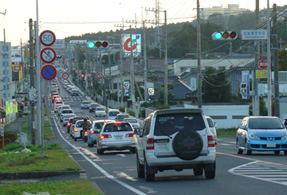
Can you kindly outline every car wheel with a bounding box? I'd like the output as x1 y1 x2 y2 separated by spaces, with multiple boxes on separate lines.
67 130 70 134
144 157 155 181
74 137 77 141
274 151 280 155
193 167 203 176
172 130 203 160
284 151 287 155
84 137 88 142
244 141 252 155
204 161 216 179
136 153 144 178
236 140 243 154
130 148 136 153
97 148 104 155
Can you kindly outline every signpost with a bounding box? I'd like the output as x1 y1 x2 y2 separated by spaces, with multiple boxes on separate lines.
0 124 4 137
62 72 69 80
40 47 56 63
40 30 56 46
240 30 267 40
96 73 103 80
41 65 57 81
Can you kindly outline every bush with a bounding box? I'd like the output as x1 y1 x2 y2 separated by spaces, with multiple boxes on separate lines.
4 142 24 152
128 111 135 117
0 131 17 145
155 104 170 110
118 107 125 112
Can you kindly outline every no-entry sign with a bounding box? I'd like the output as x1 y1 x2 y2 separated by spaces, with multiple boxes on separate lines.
257 57 269 70
41 65 57 80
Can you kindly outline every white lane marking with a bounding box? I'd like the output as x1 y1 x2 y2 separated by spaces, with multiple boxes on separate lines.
115 172 137 181
117 154 127 158
229 161 287 186
53 118 146 195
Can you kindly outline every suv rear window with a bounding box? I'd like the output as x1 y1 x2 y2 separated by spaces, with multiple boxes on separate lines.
154 113 205 136
104 123 132 132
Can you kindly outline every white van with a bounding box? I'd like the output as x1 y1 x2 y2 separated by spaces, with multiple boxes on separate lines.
108 109 120 120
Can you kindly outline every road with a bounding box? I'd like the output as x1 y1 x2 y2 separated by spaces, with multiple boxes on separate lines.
46 77 287 195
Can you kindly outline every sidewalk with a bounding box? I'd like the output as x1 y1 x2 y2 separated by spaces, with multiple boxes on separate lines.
5 115 28 134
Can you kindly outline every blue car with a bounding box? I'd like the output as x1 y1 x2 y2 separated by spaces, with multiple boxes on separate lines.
236 116 287 155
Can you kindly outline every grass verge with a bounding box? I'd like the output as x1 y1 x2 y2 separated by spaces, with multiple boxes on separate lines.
0 179 100 195
217 128 237 138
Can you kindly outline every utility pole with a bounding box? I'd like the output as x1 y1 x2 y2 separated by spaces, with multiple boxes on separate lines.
266 0 272 116
143 20 148 102
29 18 36 145
273 3 280 117
130 25 136 112
164 10 168 105
253 0 260 116
197 0 202 108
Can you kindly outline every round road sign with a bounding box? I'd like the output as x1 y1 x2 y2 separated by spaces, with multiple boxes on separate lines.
40 30 56 46
62 72 69 80
257 57 268 70
96 72 103 79
41 65 57 81
40 47 56 63
123 81 130 89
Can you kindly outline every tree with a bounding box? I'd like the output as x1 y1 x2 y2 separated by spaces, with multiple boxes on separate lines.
202 67 231 102
156 84 177 105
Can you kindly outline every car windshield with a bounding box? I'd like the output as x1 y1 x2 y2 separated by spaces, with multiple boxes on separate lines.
126 119 137 123
64 114 74 118
97 108 105 111
248 118 284 129
91 104 97 108
154 113 206 136
63 110 73 113
82 101 89 104
94 122 103 129
109 111 119 116
103 123 132 132
206 118 214 127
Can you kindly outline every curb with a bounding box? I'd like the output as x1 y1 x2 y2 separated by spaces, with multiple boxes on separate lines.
0 170 85 180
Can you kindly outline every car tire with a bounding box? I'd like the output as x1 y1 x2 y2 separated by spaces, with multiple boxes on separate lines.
204 161 216 179
136 153 144 178
236 140 243 154
244 141 252 155
84 136 88 142
74 137 77 141
172 130 203 160
130 148 136 153
284 151 287 155
144 157 155 181
274 151 280 155
97 148 104 155
193 167 203 176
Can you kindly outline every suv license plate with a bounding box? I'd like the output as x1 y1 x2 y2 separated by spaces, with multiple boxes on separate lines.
267 142 276 148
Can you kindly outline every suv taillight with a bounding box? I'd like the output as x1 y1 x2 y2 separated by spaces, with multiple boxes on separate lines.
67 123 71 126
84 131 88 135
100 134 112 139
208 135 215 147
74 129 78 132
146 138 154 150
126 133 136 138
90 130 95 134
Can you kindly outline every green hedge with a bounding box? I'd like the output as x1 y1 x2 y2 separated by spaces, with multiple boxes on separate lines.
0 131 17 145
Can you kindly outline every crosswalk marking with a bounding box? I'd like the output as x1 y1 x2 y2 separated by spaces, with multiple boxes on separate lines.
229 161 287 186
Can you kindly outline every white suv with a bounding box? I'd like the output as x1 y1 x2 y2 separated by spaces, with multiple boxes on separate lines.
136 108 216 181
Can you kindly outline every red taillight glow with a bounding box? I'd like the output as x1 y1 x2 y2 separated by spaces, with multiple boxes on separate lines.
100 134 112 139
84 131 88 135
67 123 71 126
208 135 215 147
126 133 136 138
113 122 122 125
90 130 95 134
146 138 154 150
74 129 78 132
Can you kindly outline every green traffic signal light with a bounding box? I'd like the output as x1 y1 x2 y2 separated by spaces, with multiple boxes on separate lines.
214 32 222 39
88 41 95 48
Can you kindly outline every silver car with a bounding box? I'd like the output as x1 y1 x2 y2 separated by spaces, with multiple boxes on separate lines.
62 113 76 127
205 116 217 144
96 121 136 154
88 119 115 147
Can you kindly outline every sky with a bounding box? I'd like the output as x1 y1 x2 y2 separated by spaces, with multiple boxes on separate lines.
0 0 286 46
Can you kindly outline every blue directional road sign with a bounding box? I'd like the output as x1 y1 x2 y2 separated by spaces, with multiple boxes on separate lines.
41 65 57 81
40 47 56 63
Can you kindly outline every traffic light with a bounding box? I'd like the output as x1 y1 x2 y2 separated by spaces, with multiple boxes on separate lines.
87 41 109 48
212 31 238 40
81 74 85 80
240 82 249 99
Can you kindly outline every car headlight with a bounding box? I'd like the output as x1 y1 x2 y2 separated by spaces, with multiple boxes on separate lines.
249 133 260 140
282 133 287 140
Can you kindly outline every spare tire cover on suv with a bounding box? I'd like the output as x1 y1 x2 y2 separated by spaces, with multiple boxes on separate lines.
172 130 203 160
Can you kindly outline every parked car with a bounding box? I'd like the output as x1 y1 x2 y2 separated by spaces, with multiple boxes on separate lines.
95 107 106 117
96 121 137 154
87 119 115 147
89 103 99 113
81 100 90 109
236 116 287 155
205 116 217 144
115 113 129 121
60 109 74 122
62 114 76 127
136 108 216 181
123 118 140 129
107 109 120 120
73 119 92 141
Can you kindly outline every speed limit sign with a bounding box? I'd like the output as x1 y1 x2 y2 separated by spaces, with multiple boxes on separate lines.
40 30 56 46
